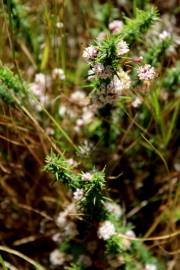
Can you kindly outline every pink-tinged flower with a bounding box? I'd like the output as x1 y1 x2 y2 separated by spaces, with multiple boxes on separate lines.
82 46 98 62
137 64 156 81
117 40 129 56
109 20 123 34
132 56 143 63
92 63 104 75
81 172 92 181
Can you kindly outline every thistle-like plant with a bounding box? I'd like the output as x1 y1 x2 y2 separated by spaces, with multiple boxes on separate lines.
44 151 164 269
45 151 106 220
119 6 159 45
82 6 158 148
45 152 81 189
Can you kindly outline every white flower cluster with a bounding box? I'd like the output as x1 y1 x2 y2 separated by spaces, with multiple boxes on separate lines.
104 202 123 219
73 188 84 201
49 249 66 266
137 64 156 81
159 30 171 41
49 249 72 266
132 96 142 108
79 140 94 156
145 264 157 270
56 203 78 238
98 220 116 240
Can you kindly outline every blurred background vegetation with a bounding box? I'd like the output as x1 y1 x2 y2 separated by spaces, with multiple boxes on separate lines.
0 0 179 269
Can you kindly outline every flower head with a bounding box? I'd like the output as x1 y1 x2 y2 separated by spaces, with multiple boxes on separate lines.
49 249 66 266
108 70 131 94
117 40 129 56
98 220 116 240
78 140 93 156
81 172 93 181
104 202 123 219
137 64 156 81
82 46 98 62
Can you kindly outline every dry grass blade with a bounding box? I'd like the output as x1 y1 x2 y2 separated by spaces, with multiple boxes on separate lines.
0 246 45 270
